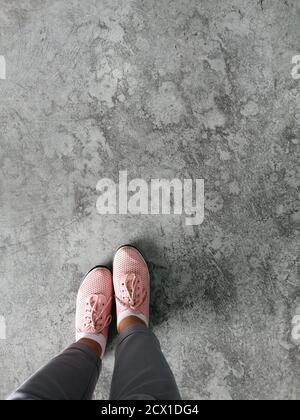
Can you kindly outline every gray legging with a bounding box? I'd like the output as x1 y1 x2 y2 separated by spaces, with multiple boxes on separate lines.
7 325 181 400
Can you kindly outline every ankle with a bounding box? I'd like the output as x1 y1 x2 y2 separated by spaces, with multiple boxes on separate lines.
118 316 147 334
78 338 103 359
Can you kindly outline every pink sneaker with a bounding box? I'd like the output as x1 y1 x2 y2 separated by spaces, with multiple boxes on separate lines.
113 245 150 329
75 266 113 358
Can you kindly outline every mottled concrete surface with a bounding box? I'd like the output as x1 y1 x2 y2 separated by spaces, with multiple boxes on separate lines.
0 0 299 400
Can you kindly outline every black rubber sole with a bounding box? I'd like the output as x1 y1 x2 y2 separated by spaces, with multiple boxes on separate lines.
83 245 147 281
85 265 111 277
113 244 146 263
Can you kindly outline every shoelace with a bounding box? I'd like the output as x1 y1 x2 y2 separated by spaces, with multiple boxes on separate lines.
81 294 112 334
116 273 147 310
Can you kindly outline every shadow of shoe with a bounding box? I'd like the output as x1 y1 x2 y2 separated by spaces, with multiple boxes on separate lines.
105 237 237 351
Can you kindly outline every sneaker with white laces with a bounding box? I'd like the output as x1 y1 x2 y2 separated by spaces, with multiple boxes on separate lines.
113 245 150 329
75 266 113 358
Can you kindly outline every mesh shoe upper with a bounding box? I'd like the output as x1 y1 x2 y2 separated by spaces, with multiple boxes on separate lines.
113 246 150 326
76 267 113 355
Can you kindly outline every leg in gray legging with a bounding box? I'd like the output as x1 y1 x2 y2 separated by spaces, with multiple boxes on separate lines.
7 343 101 400
110 325 181 400
8 326 181 400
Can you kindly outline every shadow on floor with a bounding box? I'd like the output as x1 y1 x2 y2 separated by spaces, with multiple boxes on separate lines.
107 237 237 344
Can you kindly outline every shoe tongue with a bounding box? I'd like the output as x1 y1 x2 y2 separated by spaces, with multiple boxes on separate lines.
119 273 134 290
126 273 136 289
89 294 106 310
126 273 135 282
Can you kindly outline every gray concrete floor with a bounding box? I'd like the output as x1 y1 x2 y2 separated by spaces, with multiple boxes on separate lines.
0 0 299 400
